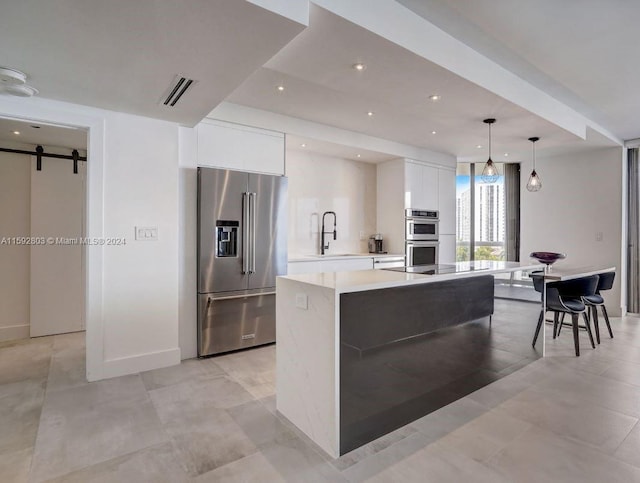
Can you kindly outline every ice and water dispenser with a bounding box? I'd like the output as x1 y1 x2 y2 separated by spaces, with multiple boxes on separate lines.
215 220 238 257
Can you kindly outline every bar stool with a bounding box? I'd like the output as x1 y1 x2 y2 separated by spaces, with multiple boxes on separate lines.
583 271 615 343
531 273 568 347
532 274 598 356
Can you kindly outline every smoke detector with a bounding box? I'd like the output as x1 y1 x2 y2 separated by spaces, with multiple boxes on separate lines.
0 66 38 98
3 84 39 97
0 67 27 85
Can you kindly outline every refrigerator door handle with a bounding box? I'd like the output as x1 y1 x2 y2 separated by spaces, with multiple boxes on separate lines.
242 192 249 274
207 291 275 303
250 192 257 274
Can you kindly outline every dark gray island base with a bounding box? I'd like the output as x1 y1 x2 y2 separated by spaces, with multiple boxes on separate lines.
276 261 541 458
340 275 524 454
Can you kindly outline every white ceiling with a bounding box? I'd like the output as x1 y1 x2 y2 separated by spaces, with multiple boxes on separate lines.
0 1 627 163
227 5 616 163
0 0 304 126
286 134 397 163
398 0 640 141
0 118 86 151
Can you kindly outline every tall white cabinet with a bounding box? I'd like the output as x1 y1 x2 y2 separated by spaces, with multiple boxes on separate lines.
377 158 456 262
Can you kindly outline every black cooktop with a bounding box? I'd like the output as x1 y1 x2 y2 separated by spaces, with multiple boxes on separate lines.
383 263 489 275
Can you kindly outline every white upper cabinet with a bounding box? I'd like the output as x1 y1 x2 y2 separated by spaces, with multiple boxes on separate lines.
404 161 424 209
196 119 285 175
404 161 438 210
438 169 456 235
421 165 439 210
378 158 457 255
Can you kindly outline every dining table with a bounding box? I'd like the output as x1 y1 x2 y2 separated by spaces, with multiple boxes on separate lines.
533 264 617 355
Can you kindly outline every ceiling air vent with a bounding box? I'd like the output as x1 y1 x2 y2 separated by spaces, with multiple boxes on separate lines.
161 75 196 107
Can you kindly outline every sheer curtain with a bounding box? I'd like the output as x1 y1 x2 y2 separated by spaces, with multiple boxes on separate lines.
504 163 521 262
628 148 639 313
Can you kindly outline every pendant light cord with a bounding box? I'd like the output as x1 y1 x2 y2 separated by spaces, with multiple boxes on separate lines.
531 141 536 171
488 122 492 160
529 137 540 170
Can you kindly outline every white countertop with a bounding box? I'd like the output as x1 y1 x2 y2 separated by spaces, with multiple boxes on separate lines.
279 261 541 293
288 253 405 262
542 265 616 281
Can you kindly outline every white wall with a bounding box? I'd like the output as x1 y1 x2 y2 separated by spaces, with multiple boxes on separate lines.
0 151 31 341
520 146 624 315
100 112 179 370
287 150 377 256
178 126 198 360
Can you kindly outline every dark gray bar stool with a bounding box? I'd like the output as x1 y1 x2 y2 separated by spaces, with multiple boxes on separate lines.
583 272 615 343
531 272 571 344
532 274 598 356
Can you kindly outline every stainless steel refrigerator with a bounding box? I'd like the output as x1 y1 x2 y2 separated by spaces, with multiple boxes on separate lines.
197 167 287 357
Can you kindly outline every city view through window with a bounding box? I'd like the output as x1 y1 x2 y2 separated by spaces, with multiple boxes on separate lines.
456 163 506 262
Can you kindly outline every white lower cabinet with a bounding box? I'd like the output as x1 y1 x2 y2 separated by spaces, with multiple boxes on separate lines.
287 261 322 275
287 257 374 275
321 258 373 272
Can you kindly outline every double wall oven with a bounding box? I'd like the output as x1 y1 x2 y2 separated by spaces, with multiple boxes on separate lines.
405 209 439 267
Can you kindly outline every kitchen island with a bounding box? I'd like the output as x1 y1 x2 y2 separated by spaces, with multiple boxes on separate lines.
276 261 540 457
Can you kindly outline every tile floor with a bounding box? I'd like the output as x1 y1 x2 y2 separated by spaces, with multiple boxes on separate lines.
1 300 640 482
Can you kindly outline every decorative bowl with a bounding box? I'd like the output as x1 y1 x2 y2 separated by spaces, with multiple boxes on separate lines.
529 251 566 266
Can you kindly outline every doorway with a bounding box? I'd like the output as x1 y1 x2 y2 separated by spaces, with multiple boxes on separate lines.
0 119 87 339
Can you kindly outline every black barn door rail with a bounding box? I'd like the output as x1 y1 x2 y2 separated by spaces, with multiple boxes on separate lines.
0 145 87 173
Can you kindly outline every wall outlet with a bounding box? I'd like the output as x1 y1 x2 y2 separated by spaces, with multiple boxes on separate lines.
295 293 308 310
135 226 158 241
595 231 603 242
359 230 365 240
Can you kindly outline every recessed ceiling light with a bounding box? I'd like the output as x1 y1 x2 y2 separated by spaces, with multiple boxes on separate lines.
300 143 306 148
429 94 441 101
367 111 374 117
476 145 483 149
276 85 285 92
12 130 20 135
504 152 509 157
356 154 361 158
431 131 437 135
352 63 366 71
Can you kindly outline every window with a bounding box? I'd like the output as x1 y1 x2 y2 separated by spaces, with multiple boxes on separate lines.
456 163 507 261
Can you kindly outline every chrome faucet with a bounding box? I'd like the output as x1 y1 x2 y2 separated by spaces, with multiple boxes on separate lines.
321 211 337 255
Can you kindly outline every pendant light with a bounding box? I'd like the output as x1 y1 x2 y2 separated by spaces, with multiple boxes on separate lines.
481 118 499 183
526 136 542 192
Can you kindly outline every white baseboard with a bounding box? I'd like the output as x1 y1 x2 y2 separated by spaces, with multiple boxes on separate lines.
0 324 30 342
90 347 181 382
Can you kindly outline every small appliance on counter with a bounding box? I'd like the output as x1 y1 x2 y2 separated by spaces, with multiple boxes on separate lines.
368 234 385 254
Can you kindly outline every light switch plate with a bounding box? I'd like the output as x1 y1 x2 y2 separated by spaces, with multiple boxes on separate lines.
135 226 158 241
